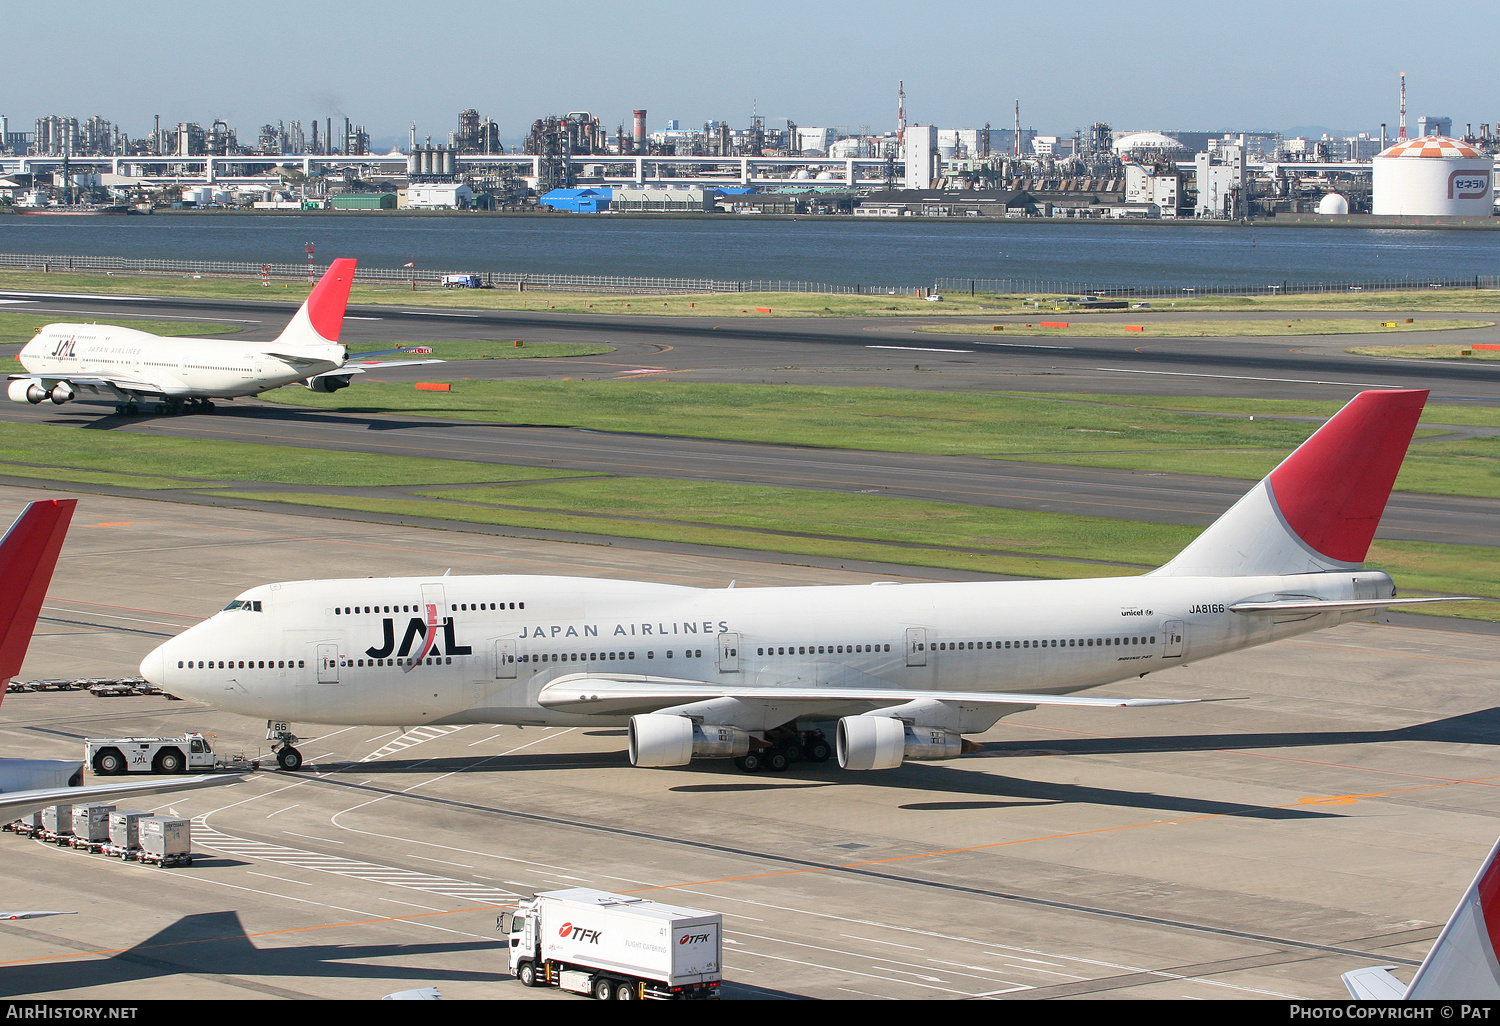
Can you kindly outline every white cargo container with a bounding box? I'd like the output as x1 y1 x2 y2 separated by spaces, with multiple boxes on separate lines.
69 803 114 849
103 809 152 858
138 816 192 867
503 888 721 1000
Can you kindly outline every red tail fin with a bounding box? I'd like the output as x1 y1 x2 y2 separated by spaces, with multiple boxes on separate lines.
0 500 76 692
305 258 357 343
1267 389 1428 564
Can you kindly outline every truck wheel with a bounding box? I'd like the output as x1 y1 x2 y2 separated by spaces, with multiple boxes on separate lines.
94 749 125 776
614 981 637 1001
153 749 185 774
517 962 538 987
592 976 614 1000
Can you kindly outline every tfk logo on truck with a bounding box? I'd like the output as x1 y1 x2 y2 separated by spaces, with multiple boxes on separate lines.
1449 169 1491 200
558 922 602 944
679 933 713 945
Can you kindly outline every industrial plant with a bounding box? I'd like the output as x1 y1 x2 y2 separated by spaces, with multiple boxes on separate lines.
1 78 1495 221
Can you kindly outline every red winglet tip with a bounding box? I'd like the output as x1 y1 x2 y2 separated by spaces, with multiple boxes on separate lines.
305 258 357 342
1268 390 1428 564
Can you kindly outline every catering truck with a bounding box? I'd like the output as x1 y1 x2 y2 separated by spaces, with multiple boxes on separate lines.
501 888 721 1000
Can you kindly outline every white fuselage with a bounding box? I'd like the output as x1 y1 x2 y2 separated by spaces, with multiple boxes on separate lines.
143 569 1390 729
19 324 343 399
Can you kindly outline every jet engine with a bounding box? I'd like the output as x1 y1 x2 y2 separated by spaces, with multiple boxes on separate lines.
48 383 74 405
837 716 964 770
306 375 352 393
628 714 751 767
7 380 48 405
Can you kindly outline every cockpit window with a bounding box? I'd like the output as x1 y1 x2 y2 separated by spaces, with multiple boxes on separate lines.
222 600 262 611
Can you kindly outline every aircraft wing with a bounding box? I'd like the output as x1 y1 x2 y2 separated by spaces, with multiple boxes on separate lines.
7 374 168 401
0 772 246 823
536 675 1196 718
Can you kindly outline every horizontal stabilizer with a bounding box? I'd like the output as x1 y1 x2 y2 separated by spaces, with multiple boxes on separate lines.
1342 966 1409 1000
537 675 1195 717
1230 596 1479 614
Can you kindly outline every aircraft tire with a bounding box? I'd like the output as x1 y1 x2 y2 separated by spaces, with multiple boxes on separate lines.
276 746 303 772
735 753 763 773
765 750 791 772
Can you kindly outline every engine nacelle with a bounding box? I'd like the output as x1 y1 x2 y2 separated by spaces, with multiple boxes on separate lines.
837 715 906 771
629 714 694 767
305 375 352 393
838 717 965 770
7 379 48 405
629 715 752 766
48 383 74 405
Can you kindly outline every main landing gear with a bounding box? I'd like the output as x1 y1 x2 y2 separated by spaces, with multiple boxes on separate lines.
114 399 216 417
267 722 304 771
733 728 831 774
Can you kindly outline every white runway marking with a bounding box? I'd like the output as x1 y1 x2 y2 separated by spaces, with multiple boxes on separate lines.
361 724 468 762
866 345 970 353
192 818 520 905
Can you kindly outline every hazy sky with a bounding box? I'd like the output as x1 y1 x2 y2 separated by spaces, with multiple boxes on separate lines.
6 1 1496 146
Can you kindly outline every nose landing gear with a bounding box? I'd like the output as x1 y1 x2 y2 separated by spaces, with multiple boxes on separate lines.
267 722 304 771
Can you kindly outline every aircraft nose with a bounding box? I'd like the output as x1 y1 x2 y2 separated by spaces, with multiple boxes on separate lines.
139 644 167 687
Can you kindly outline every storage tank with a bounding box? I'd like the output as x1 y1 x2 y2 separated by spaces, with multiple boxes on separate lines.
1372 136 1493 216
1317 192 1350 215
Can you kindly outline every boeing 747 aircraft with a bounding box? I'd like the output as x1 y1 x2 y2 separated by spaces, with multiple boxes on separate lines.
142 389 1457 774
8 258 436 415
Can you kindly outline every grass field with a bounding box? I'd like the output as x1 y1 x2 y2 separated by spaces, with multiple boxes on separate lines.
0 422 587 489
919 318 1492 338
349 340 616 362
269 381 1500 498
4 266 1500 316
1346 344 1500 360
0 310 240 344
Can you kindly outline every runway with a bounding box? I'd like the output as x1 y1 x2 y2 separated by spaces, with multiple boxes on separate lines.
2 291 1499 549
0 487 1496 1001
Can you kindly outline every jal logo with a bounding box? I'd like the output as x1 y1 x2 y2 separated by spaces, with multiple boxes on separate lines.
679 933 712 945
50 337 77 359
1449 169 1491 199
365 616 473 660
559 922 602 944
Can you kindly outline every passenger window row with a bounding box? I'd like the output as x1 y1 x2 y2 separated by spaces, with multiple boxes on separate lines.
757 644 892 656
333 601 523 615
519 649 703 663
179 660 305 669
926 636 1157 651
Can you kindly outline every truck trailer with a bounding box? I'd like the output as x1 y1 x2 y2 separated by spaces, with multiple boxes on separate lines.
502 889 721 1000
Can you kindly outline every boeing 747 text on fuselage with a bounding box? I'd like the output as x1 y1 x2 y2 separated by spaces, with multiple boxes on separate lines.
141 389 1458 774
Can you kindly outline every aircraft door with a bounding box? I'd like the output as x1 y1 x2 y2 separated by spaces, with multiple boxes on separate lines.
1162 620 1185 659
316 643 339 683
494 639 516 679
906 628 927 666
717 632 740 673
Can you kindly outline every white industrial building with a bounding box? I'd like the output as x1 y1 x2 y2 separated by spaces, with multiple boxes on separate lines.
1372 136 1493 216
403 182 473 209
1194 144 1246 218
1124 161 1181 217
901 125 939 190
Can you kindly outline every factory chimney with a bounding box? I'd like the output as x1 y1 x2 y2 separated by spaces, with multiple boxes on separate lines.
633 110 646 153
1398 72 1407 140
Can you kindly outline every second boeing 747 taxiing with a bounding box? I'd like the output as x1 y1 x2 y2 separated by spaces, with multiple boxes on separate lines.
141 389 1459 774
8 258 436 415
